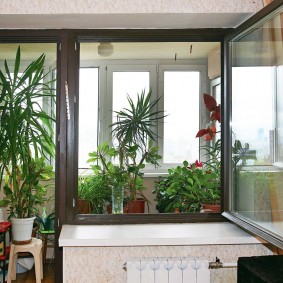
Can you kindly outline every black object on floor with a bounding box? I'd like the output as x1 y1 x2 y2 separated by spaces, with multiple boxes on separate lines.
238 255 283 283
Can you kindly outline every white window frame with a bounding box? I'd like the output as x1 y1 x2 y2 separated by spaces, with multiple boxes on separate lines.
156 64 208 173
79 59 208 174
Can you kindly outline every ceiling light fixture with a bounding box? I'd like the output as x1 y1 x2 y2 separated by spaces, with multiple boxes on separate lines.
98 42 114 57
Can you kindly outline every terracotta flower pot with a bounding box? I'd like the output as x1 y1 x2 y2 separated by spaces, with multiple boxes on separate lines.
128 199 145 213
202 204 221 213
78 199 93 214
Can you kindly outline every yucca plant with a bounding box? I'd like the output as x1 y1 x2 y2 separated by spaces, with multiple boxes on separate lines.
0 46 55 218
112 89 164 149
110 89 164 204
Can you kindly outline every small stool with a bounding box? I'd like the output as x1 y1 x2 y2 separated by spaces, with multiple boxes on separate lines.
7 237 43 283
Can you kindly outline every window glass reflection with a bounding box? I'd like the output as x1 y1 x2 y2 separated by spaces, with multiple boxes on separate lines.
231 7 283 238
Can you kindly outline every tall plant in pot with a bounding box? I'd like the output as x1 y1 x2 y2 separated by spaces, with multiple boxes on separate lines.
196 93 221 212
0 47 55 243
111 89 164 213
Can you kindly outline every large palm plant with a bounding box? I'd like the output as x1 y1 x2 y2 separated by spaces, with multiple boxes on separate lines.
111 89 165 202
111 89 164 149
0 46 55 218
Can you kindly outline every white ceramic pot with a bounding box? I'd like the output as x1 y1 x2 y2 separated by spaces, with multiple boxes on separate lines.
11 216 36 244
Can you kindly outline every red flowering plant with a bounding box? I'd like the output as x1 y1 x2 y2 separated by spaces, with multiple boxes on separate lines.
195 93 221 206
153 159 220 213
196 93 221 141
152 94 222 213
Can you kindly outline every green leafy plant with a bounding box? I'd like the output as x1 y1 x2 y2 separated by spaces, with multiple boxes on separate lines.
200 139 221 204
0 46 55 218
111 89 164 149
195 93 257 206
82 143 127 213
153 160 214 213
78 173 112 214
0 157 54 218
111 89 164 203
84 90 165 213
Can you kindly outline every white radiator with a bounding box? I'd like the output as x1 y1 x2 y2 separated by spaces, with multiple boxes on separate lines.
126 257 210 283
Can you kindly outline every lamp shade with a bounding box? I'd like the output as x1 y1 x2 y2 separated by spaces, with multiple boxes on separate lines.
98 43 114 57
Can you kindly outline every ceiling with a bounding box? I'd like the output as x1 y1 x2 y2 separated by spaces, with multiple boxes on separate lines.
0 6 259 62
81 42 220 61
0 13 254 29
0 42 220 62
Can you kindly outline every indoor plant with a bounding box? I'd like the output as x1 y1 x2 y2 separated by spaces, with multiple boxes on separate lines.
86 90 164 214
195 93 221 211
196 93 256 212
111 90 164 212
87 142 129 214
0 46 55 243
78 173 112 214
153 160 212 213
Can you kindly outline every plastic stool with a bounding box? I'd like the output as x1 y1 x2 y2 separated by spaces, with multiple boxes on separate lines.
7 237 43 283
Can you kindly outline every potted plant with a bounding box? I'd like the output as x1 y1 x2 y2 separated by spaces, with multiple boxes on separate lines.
78 169 112 214
153 160 211 213
110 89 164 213
196 93 257 212
195 93 221 212
0 46 55 243
86 90 164 214
87 142 129 214
199 139 221 212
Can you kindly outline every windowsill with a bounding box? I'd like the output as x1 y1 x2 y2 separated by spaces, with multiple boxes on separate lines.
59 222 266 247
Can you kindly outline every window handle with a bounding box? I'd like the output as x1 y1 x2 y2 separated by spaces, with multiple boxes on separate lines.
65 81 71 120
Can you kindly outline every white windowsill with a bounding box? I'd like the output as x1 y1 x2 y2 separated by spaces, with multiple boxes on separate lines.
59 222 265 247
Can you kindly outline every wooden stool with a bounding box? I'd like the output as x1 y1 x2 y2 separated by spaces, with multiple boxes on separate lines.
7 237 43 283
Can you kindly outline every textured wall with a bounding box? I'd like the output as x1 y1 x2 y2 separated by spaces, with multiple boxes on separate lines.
0 0 263 14
63 243 273 283
0 0 265 29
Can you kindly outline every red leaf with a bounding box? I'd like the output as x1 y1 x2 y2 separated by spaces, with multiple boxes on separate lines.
203 93 217 112
196 128 210 138
210 110 221 123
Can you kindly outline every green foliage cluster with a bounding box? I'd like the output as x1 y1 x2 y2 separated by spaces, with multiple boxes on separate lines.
0 47 55 218
153 160 220 213
80 90 164 214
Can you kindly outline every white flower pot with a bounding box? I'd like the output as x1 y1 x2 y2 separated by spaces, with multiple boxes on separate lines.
11 217 36 244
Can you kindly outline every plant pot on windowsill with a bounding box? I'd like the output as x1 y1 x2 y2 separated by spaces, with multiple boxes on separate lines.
201 203 221 213
127 199 145 213
78 199 93 214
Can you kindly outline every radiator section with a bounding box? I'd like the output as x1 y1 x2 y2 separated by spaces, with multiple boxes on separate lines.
126 257 210 283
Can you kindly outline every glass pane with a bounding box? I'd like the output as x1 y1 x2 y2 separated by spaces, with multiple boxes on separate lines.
231 6 283 239
163 71 200 163
112 71 150 121
78 68 99 171
112 71 150 150
77 41 220 216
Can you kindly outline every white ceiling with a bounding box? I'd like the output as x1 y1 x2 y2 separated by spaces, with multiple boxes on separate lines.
0 6 258 61
0 13 254 29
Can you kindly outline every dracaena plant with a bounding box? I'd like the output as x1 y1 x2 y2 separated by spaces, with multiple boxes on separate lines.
0 46 55 218
85 89 164 212
110 89 164 202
